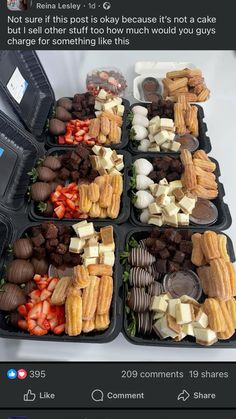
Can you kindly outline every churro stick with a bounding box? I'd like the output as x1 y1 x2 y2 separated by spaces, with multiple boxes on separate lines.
82 276 100 320
174 103 186 135
101 111 122 127
82 318 95 333
197 176 218 190
168 78 188 93
162 77 174 90
184 164 197 190
166 69 190 78
171 86 188 95
177 94 188 111
95 313 110 331
186 105 199 137
209 259 232 301
218 234 230 262
175 93 198 102
226 262 236 296
226 299 236 329
218 300 235 340
97 276 113 315
193 150 211 161
193 158 216 172
65 286 82 336
197 87 210 102
191 233 206 267
73 265 90 289
201 231 220 261
186 69 202 78
203 298 226 333
180 148 193 165
192 185 218 200
194 165 216 180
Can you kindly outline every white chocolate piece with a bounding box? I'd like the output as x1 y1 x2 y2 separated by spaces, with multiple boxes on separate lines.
99 251 115 266
148 202 162 215
83 245 99 258
154 184 170 197
149 183 158 195
168 298 181 318
149 296 168 313
99 243 115 254
163 213 178 227
153 311 165 321
153 318 169 339
148 144 161 152
149 115 160 125
156 194 171 208
148 216 163 227
176 303 194 325
192 309 208 329
83 257 99 267
194 328 218 346
182 323 195 337
159 315 180 339
163 203 180 217
117 104 125 116
161 141 172 151
159 178 169 186
178 196 196 214
69 238 86 254
154 130 170 146
160 118 174 128
168 132 176 141
180 295 200 307
171 141 181 152
168 180 183 193
177 213 190 225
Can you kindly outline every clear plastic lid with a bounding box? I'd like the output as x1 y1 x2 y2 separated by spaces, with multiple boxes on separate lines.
86 67 127 97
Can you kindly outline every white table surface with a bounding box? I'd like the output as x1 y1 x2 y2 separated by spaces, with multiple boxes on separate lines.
0 50 235 361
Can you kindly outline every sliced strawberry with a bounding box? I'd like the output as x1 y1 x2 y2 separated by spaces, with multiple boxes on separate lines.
33 274 42 282
50 191 62 203
54 204 66 219
30 290 41 302
40 289 52 301
63 192 74 200
53 323 65 334
66 199 76 211
66 183 77 191
47 277 59 292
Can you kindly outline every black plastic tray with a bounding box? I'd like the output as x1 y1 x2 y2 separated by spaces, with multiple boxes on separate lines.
29 149 132 225
128 103 211 155
0 110 42 212
122 225 236 348
0 51 55 138
0 213 14 274
0 220 123 343
130 153 232 231
44 98 130 151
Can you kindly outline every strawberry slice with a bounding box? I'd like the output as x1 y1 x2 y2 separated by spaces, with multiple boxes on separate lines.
54 204 66 219
66 199 76 211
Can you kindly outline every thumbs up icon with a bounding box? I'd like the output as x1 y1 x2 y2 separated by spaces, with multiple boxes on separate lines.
23 389 36 402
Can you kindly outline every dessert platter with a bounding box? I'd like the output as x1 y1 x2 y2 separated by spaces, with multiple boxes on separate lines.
0 51 234 347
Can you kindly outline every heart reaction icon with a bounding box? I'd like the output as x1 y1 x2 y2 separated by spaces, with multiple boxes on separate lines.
18 369 27 380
